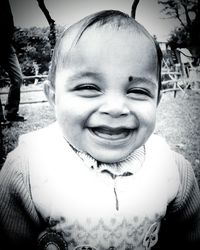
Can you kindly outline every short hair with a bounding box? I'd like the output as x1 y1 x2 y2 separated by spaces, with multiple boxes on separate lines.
48 9 162 94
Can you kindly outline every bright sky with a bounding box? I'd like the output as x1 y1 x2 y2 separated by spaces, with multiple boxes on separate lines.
9 0 180 42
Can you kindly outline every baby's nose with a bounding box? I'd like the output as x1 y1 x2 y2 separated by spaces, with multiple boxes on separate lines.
98 97 130 118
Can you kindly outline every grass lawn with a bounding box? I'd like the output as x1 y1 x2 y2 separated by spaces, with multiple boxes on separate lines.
1 85 200 186
156 90 200 185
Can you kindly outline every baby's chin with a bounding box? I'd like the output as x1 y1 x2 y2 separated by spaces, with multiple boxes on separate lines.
88 151 132 164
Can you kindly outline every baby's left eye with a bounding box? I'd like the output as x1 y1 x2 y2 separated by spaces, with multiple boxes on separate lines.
127 88 152 98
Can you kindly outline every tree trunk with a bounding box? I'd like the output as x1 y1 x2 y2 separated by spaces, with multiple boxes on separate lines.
36 0 56 49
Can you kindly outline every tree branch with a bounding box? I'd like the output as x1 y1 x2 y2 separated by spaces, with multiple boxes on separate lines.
181 1 192 27
175 7 187 27
36 0 55 25
131 0 140 19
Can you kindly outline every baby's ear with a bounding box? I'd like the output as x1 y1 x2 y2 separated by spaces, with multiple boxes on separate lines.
44 80 55 107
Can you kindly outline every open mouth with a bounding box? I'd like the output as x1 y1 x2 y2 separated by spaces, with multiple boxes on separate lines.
89 126 133 140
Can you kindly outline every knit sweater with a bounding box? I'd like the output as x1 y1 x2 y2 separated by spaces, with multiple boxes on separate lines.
0 123 200 250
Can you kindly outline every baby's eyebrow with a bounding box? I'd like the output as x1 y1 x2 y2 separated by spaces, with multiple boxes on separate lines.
68 71 102 81
129 76 157 87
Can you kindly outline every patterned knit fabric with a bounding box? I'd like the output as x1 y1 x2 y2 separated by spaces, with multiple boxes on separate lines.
0 123 200 250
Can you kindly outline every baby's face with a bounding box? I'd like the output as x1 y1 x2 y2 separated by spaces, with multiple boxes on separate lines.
54 27 159 163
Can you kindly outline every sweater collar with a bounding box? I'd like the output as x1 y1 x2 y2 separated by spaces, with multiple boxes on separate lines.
67 142 146 177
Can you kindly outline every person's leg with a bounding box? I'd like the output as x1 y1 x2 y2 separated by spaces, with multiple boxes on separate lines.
4 45 24 120
0 98 4 121
0 97 11 126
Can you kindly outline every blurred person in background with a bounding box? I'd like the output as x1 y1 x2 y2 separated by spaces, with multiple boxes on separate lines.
0 0 25 122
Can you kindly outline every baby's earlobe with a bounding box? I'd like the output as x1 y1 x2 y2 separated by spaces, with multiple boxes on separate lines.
44 80 55 106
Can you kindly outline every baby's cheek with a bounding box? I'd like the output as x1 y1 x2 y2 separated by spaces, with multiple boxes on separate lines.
138 105 156 125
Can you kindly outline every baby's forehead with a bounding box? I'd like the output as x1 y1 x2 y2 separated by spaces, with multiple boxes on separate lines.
58 25 158 79
59 21 157 60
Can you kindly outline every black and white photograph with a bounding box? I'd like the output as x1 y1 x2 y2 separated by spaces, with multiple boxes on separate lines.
0 0 200 249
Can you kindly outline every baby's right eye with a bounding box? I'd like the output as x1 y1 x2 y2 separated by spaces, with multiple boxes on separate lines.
73 84 102 97
75 84 99 91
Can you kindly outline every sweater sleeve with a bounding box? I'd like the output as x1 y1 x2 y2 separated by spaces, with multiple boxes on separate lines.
156 153 200 250
0 148 45 250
